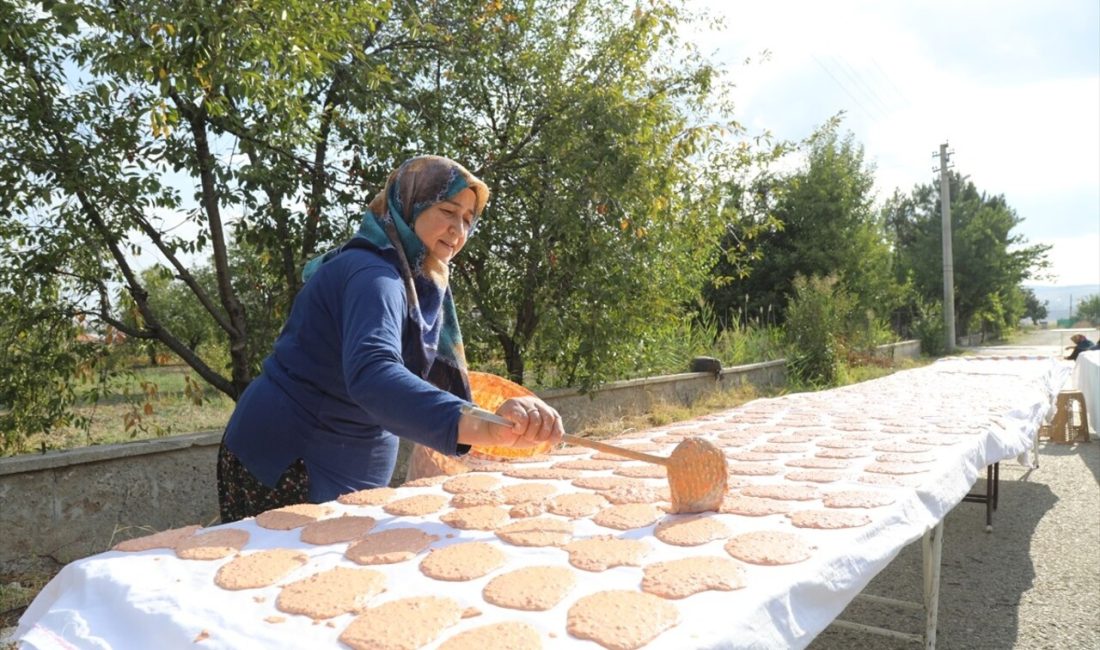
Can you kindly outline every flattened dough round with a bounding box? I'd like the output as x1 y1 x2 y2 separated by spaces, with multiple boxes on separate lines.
563 537 649 571
503 467 582 480
823 490 896 509
442 474 500 494
383 494 449 517
450 491 504 508
789 509 872 529
816 448 870 459
338 596 462 650
612 465 668 479
641 556 745 599
255 504 331 531
591 504 663 530
112 525 200 552
509 502 544 518
403 475 450 487
602 485 670 505
553 459 623 471
724 530 814 565
785 470 846 483
500 482 557 504
719 495 796 516
338 487 397 506
175 528 250 560
419 542 507 581
571 476 646 491
437 622 542 650
566 590 679 650
816 439 866 449
214 548 307 590
725 463 782 476
864 462 929 475
872 441 933 454
300 516 377 545
741 484 821 501
546 493 608 518
276 566 386 619
785 457 850 469
495 518 573 547
482 566 577 611
725 451 779 462
345 528 438 565
439 505 510 530
653 515 730 546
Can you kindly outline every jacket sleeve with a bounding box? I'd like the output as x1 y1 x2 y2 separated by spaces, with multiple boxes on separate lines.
339 263 466 454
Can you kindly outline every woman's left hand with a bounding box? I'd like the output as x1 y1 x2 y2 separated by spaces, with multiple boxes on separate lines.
495 397 564 447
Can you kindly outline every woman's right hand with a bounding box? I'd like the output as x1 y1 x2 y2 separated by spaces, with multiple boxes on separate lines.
457 397 564 450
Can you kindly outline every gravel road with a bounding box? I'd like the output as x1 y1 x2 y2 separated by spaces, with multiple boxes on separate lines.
811 331 1100 650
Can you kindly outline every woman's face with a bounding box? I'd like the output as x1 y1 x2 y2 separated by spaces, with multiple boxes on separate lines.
414 188 477 264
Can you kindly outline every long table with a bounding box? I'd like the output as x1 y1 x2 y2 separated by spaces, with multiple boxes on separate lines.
16 356 1070 650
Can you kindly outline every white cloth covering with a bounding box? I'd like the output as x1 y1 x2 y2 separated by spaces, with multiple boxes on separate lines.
16 356 1070 650
1071 350 1099 433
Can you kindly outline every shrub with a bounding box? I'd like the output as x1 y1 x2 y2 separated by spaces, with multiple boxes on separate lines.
784 275 847 387
911 299 947 356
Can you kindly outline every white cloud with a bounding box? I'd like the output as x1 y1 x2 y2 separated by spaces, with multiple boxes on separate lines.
1032 233 1100 286
691 0 1100 286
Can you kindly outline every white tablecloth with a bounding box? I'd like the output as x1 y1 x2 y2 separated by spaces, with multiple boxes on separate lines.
16 357 1070 650
1072 350 1099 432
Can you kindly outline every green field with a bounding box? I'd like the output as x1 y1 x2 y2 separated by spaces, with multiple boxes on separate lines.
14 364 236 456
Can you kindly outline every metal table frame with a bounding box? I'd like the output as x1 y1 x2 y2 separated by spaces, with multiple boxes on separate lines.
831 520 944 649
830 462 1001 648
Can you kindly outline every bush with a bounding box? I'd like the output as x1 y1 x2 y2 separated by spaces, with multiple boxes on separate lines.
911 299 947 356
784 275 848 387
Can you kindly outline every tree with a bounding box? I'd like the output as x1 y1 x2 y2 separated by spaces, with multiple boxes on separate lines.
2 0 748 429
0 270 107 453
885 172 1050 339
2 0 399 400
428 1 746 386
1021 287 1048 325
1075 294 1100 325
706 121 898 330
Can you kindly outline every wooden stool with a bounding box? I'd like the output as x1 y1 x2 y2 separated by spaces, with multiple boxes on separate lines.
1049 391 1091 443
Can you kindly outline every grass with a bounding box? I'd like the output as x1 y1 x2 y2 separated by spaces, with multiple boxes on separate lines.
575 383 775 440
0 570 53 631
9 364 236 457
6 353 932 457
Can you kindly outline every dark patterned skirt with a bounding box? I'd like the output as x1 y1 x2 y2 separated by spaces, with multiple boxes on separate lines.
217 444 310 523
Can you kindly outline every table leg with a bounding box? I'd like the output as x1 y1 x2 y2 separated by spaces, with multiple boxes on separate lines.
992 462 1000 510
922 520 944 650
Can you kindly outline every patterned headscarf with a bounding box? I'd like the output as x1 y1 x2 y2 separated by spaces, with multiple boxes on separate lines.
303 155 490 401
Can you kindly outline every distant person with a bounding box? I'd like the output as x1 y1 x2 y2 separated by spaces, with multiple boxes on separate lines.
1064 334 1095 361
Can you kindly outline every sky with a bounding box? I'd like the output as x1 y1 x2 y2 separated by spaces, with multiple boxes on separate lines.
692 0 1100 288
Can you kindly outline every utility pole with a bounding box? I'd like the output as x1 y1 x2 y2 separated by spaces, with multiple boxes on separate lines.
935 143 956 353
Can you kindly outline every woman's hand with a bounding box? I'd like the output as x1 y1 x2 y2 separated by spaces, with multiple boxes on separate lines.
457 397 564 449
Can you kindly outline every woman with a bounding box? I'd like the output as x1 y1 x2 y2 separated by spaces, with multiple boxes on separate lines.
217 155 563 522
1065 333 1096 361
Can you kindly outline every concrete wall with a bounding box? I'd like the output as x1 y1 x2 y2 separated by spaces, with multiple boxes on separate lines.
0 432 222 573
0 345 915 573
875 339 921 361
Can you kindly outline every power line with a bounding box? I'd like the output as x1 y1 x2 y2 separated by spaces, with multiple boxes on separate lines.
833 55 894 116
810 54 879 122
870 57 911 108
